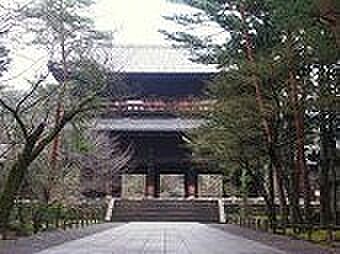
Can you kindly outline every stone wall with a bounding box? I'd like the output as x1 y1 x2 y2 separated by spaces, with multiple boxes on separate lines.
122 174 146 198
160 174 185 198
198 174 223 198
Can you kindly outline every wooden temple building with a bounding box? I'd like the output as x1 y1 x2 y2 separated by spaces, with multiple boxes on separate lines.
90 45 223 200
50 45 223 202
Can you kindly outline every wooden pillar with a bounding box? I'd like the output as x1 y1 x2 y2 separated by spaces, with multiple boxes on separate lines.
185 170 197 198
111 174 122 198
146 167 157 198
155 170 160 198
145 146 158 198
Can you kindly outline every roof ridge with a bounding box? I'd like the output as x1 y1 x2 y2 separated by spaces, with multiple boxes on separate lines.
111 44 189 50
95 44 218 73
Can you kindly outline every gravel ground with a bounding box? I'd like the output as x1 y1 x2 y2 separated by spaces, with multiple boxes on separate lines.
212 224 340 254
0 223 124 254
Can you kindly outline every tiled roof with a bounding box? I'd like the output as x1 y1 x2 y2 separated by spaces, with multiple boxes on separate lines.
95 45 218 73
94 118 205 132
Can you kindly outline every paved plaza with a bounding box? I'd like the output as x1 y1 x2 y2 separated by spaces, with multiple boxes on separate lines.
1 222 335 254
35 223 285 254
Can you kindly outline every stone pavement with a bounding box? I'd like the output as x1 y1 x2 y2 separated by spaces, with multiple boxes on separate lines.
34 222 286 254
0 223 123 254
213 224 338 254
1 222 336 254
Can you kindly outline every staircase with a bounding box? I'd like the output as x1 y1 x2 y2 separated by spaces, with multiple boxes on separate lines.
110 199 220 222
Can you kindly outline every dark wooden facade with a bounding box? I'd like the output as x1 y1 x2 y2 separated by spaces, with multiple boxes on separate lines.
96 70 220 198
49 46 222 199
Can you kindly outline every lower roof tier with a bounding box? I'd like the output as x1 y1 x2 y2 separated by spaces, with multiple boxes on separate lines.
94 117 205 132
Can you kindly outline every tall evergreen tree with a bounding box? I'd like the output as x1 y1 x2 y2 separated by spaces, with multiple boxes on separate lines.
164 0 339 225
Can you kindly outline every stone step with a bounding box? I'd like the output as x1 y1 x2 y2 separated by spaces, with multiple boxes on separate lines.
113 209 217 214
112 210 218 215
112 210 217 216
115 201 217 207
113 206 218 211
114 205 218 210
111 199 219 222
111 217 217 222
116 200 216 204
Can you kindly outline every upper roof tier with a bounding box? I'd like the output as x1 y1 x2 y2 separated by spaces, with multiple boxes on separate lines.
49 45 218 98
95 45 218 73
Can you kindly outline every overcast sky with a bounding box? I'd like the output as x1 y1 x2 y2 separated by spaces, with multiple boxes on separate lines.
0 0 191 88
1 0 223 89
94 0 190 44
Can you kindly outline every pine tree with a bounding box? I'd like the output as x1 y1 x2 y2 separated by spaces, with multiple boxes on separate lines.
164 0 339 226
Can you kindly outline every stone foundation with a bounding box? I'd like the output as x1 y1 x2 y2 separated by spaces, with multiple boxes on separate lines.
160 174 185 198
122 174 146 198
198 174 223 198
120 173 223 199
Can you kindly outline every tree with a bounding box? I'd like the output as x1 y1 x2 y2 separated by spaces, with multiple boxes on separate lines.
164 0 290 225
0 59 114 234
0 0 116 233
22 0 111 184
163 0 339 226
314 31 339 225
79 132 132 198
190 70 278 226
24 130 132 205
316 0 340 47
0 3 11 79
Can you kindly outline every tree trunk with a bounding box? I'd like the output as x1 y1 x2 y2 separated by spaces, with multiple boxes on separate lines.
50 102 62 167
0 157 29 233
283 114 302 224
320 110 337 226
49 0 67 196
287 70 311 222
267 162 277 229
331 164 337 225
0 127 44 233
245 165 277 230
289 153 303 224
0 124 45 233
270 144 289 225
320 167 332 226
239 4 288 224
48 102 63 203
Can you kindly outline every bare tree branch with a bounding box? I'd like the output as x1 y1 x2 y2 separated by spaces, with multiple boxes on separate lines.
15 73 49 113
0 97 28 139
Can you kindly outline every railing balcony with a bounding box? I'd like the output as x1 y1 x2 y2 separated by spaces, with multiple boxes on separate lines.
105 99 214 114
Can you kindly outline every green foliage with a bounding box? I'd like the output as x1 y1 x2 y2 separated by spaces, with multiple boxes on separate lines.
22 0 111 59
70 129 92 153
7 201 105 236
165 0 339 226
190 68 268 194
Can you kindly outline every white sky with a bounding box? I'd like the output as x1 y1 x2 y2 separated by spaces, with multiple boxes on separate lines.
94 0 189 45
1 0 224 89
